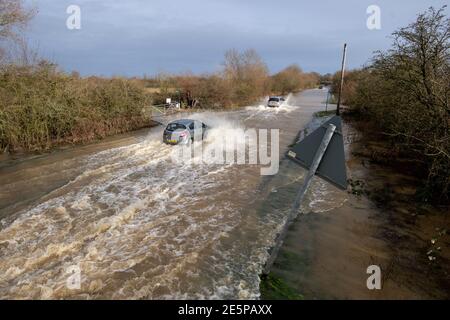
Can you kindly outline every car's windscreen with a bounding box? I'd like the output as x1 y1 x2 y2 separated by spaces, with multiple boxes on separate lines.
269 98 280 102
166 123 187 131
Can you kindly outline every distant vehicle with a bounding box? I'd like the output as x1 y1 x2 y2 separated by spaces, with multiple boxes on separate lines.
163 119 208 145
167 101 181 109
319 85 324 89
267 96 285 108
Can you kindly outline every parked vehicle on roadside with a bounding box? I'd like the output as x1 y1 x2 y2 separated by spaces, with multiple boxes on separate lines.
267 96 285 108
163 119 208 145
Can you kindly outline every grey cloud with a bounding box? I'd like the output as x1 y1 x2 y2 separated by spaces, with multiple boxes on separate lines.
25 0 448 76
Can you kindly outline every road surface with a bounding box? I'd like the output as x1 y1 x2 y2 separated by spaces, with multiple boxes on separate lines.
0 89 343 299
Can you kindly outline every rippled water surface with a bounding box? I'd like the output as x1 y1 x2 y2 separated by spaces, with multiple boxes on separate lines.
0 89 345 299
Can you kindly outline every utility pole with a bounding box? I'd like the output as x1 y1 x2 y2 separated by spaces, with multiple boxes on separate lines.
263 123 337 275
325 90 330 112
336 43 347 116
262 45 350 276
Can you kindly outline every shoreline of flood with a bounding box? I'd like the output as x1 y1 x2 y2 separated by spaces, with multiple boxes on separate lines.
0 91 326 299
260 113 450 300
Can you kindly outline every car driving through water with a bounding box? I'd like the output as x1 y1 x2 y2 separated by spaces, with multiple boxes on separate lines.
163 119 208 145
267 96 285 108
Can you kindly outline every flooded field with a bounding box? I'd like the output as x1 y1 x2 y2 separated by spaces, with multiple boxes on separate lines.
0 89 344 299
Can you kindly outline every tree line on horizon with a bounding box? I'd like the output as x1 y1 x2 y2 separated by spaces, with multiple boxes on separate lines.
0 0 320 153
142 51 320 108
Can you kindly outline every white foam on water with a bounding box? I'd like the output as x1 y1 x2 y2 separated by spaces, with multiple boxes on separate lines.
244 95 298 120
0 98 334 300
0 111 267 299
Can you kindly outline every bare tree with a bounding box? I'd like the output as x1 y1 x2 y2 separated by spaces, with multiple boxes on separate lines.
0 0 35 40
223 49 269 104
0 0 35 64
340 6 450 201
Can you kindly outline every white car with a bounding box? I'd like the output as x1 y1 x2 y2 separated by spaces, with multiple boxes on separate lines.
267 96 285 108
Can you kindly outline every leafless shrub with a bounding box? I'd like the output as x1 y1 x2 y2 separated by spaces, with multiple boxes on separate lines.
271 64 319 94
223 48 270 105
0 0 35 40
0 63 150 152
334 6 450 202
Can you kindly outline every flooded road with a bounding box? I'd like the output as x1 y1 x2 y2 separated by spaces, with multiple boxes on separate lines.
0 89 341 299
263 119 450 300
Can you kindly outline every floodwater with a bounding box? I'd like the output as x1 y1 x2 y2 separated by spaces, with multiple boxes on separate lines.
0 89 343 299
265 120 450 299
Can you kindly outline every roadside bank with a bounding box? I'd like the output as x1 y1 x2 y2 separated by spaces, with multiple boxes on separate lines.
260 113 450 299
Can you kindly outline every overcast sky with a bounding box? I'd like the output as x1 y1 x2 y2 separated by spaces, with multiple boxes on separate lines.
25 0 448 76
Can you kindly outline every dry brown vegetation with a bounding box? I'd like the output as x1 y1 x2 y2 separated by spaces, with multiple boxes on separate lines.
0 45 318 152
0 0 152 152
271 64 319 95
0 0 34 39
0 0 320 153
333 7 450 203
144 50 319 108
0 63 150 152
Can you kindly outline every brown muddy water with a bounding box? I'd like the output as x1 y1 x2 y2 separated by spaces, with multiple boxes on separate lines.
264 119 450 299
0 89 347 299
